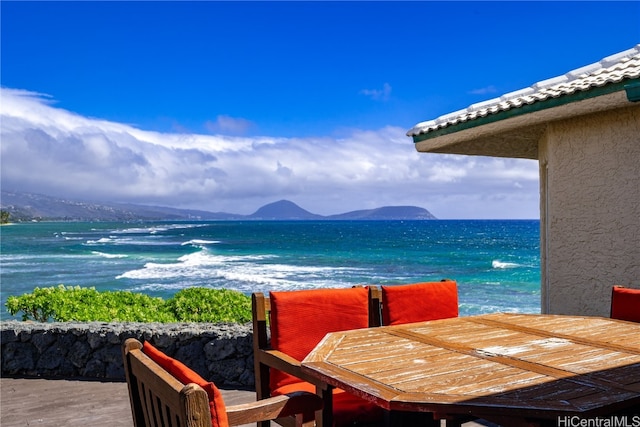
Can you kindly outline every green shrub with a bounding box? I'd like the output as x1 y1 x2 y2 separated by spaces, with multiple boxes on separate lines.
5 285 251 323
6 286 58 322
165 287 252 323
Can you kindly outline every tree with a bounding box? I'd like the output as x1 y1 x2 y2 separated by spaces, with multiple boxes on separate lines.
0 210 10 224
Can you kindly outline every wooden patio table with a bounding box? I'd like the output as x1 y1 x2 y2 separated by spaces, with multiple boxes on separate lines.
301 313 640 427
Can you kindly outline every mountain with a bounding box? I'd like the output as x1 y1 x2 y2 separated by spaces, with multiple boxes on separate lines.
0 191 437 221
0 191 240 222
328 206 436 220
248 200 323 220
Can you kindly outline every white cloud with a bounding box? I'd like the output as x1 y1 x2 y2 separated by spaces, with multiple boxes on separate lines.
0 88 540 218
359 83 392 101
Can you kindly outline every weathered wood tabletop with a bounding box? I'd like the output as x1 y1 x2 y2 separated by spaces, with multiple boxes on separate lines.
301 313 640 426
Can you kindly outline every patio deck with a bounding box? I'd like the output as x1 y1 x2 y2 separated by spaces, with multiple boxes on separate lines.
0 377 494 426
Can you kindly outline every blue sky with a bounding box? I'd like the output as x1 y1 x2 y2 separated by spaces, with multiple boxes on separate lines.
2 1 639 218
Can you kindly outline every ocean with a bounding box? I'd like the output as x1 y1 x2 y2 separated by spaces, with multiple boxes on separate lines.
0 220 541 320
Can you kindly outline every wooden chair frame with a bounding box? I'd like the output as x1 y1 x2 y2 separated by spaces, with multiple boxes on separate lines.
251 289 382 427
123 338 321 427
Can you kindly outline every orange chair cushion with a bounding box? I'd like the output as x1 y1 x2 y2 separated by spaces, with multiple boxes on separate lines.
381 281 458 326
611 286 640 322
142 341 229 427
273 381 384 427
269 287 370 391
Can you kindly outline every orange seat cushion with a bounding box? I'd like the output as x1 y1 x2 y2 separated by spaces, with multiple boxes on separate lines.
611 286 640 322
381 281 458 326
273 381 384 427
269 287 370 391
142 341 229 427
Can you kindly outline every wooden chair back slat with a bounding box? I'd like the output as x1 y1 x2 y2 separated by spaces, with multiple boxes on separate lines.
122 338 212 427
252 292 272 415
368 286 382 327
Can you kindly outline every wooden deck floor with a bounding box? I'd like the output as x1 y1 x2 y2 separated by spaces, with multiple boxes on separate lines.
0 377 260 427
0 377 494 426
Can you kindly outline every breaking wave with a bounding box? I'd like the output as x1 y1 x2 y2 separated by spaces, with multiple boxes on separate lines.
91 251 128 259
117 248 366 294
492 260 521 269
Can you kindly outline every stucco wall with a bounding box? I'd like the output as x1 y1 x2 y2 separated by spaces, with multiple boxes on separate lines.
539 105 640 315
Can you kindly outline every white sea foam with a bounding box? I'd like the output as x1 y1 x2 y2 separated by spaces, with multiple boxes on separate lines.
181 239 220 246
91 251 128 259
113 227 170 235
110 223 206 235
86 237 117 244
84 236 176 246
116 251 260 280
3 253 96 260
116 249 366 294
492 260 520 269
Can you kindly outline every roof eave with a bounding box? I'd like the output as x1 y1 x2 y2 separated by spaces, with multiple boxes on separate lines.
412 79 639 160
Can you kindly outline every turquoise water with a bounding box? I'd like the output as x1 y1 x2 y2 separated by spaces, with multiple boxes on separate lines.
0 220 541 320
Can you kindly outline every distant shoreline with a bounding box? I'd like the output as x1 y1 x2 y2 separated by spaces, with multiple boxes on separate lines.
1 218 540 224
1 191 439 222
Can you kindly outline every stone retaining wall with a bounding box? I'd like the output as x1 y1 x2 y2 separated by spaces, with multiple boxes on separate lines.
0 321 255 388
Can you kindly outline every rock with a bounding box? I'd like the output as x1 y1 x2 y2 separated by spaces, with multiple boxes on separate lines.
0 321 255 388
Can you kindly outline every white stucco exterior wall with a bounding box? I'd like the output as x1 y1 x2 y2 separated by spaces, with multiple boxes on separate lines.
539 105 640 316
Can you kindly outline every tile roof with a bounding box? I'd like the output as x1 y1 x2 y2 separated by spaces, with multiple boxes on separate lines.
407 44 640 137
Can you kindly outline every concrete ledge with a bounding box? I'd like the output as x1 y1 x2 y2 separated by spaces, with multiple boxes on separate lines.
0 321 255 388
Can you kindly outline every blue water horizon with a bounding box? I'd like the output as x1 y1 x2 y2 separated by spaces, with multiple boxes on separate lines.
0 219 541 320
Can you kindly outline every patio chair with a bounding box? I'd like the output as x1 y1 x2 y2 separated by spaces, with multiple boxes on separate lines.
379 280 459 326
379 280 471 427
252 287 384 427
122 338 322 427
611 285 640 322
